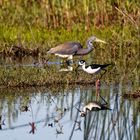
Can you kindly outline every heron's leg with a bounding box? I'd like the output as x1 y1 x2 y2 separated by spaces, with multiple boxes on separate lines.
66 59 73 66
60 58 68 65
59 57 64 64
66 55 73 66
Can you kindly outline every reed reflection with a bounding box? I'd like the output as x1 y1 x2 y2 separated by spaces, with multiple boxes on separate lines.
0 84 139 140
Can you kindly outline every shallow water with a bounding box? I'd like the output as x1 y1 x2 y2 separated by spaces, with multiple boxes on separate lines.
0 83 139 140
0 55 139 140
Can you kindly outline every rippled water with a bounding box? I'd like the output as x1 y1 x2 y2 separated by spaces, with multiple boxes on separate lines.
0 83 139 140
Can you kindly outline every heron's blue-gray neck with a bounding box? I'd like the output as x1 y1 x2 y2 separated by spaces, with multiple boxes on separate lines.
86 40 94 49
76 46 93 55
76 40 94 55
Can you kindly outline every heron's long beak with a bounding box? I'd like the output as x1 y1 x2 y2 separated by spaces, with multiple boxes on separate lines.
95 38 106 44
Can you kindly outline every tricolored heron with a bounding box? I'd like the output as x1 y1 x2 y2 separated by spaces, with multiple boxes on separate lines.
47 36 106 63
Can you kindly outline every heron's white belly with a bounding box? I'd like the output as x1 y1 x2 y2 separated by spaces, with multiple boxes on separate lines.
55 54 73 59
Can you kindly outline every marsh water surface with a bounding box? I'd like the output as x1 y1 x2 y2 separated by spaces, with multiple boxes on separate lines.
0 46 139 140
0 81 140 140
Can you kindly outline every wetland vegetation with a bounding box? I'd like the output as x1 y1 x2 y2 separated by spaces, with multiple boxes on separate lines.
0 1 140 140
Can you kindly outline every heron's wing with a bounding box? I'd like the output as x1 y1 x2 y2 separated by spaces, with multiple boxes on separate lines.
47 42 83 55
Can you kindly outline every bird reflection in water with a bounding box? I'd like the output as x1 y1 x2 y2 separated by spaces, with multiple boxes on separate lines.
54 107 68 123
20 106 30 112
79 99 111 117
56 123 63 135
75 121 82 131
75 93 111 117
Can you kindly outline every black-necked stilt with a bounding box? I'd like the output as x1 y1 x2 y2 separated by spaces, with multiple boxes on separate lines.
47 36 106 63
78 60 111 98
78 60 111 75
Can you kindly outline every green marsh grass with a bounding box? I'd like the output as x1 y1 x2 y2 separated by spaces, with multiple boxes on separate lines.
0 0 139 29
0 24 139 87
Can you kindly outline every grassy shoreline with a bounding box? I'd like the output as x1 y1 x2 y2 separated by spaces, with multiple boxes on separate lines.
0 62 139 88
0 24 139 88
0 24 139 54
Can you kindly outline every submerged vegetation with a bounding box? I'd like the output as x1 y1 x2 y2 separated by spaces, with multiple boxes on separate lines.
0 0 139 87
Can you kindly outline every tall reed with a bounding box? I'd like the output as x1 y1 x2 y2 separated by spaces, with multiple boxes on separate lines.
0 0 139 29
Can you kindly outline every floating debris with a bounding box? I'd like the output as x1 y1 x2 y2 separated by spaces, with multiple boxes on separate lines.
64 108 68 112
20 106 30 112
48 123 53 127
